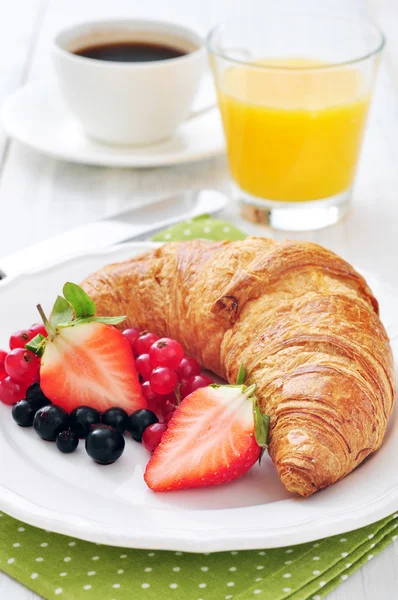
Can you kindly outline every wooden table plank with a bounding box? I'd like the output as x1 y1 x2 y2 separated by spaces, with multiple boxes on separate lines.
0 0 48 168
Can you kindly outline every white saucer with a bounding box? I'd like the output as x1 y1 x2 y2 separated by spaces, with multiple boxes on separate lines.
1 79 225 168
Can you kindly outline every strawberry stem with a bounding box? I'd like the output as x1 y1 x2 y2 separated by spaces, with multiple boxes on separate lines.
36 304 56 339
174 386 181 406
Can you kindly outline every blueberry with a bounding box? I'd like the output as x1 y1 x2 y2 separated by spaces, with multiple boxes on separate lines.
85 426 125 465
33 405 69 441
69 406 101 438
129 409 158 442
12 399 36 427
25 382 51 411
56 430 79 453
101 407 130 434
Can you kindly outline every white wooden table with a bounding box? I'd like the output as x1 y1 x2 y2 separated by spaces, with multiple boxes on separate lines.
1 0 398 598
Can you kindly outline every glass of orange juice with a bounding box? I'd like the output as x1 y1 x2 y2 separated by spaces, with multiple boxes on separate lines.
208 15 384 230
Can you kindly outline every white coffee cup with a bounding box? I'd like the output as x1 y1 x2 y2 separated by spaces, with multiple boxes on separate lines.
53 19 208 146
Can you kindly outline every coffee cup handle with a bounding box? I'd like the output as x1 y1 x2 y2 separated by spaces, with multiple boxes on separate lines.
184 67 217 122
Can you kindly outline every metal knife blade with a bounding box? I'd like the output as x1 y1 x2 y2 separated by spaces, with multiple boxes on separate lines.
0 188 228 280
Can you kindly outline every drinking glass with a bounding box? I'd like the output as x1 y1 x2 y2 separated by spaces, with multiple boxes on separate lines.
208 15 384 231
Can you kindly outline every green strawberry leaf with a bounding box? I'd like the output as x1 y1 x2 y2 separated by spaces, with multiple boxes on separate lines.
70 315 127 327
253 402 269 464
63 282 96 319
50 295 74 327
91 316 126 325
236 363 246 385
254 403 269 447
26 333 46 357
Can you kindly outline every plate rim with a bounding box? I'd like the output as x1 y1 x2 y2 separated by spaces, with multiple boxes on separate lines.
0 241 397 552
0 472 397 552
1 79 225 168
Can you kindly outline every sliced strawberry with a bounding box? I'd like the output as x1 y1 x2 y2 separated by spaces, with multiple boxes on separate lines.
40 322 145 413
144 381 268 492
27 282 146 415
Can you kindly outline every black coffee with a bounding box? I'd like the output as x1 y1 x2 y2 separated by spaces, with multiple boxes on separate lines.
74 41 188 62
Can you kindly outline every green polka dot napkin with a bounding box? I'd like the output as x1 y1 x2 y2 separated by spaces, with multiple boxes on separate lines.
152 214 247 242
1 216 397 600
1 511 397 600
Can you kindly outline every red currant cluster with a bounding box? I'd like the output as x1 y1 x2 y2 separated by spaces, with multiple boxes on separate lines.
123 329 213 423
0 324 46 405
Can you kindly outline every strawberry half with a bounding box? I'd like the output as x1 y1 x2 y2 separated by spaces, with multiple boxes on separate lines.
144 372 269 492
27 282 146 414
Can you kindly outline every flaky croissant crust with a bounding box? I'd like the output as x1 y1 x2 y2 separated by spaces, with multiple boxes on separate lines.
81 238 395 496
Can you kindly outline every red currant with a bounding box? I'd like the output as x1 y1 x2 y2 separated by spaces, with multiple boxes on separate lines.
0 377 28 405
142 423 167 452
5 348 40 382
162 396 177 410
142 383 156 411
161 398 176 420
162 409 175 425
180 379 191 399
29 323 47 338
135 332 159 356
141 380 156 401
149 338 184 370
122 328 141 353
0 350 7 382
150 366 178 395
9 329 33 350
183 374 214 398
140 381 165 415
135 354 152 380
175 356 201 380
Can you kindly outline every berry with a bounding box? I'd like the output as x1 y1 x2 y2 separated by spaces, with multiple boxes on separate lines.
0 377 28 405
149 338 184 370
161 398 177 416
135 332 159 356
85 427 125 465
179 379 191 400
33 405 69 441
144 381 265 492
141 381 165 415
0 349 7 382
40 321 146 414
29 323 47 338
56 430 79 453
25 382 52 411
12 399 36 427
150 367 178 396
183 374 214 398
5 348 40 382
141 380 156 401
102 407 130 434
142 423 167 453
175 356 201 381
129 409 158 442
162 408 175 425
69 406 101 438
135 354 152 380
159 396 178 424
9 329 34 350
122 328 141 353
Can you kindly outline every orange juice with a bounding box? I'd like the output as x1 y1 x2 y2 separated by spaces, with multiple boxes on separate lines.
218 59 370 202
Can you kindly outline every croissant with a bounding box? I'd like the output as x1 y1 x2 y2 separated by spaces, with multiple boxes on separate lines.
81 238 395 497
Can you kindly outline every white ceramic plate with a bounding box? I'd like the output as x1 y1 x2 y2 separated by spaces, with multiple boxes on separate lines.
1 79 225 168
0 242 397 553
